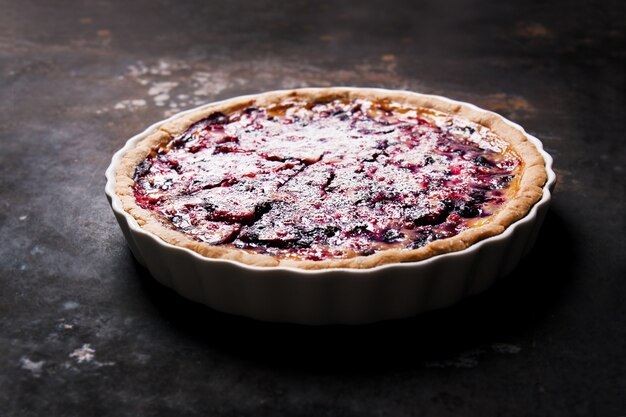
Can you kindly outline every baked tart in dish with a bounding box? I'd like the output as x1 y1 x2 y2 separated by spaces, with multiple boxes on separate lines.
106 88 555 323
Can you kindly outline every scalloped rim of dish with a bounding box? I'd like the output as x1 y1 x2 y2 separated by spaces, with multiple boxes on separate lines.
106 87 555 276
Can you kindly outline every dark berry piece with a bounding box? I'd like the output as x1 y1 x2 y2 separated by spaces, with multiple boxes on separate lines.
442 199 456 212
324 226 340 238
497 175 513 188
294 226 338 248
433 229 455 240
410 233 429 248
322 171 336 192
217 135 238 144
412 213 443 226
238 229 259 244
239 226 296 249
469 190 486 204
473 155 492 167
349 225 370 236
382 229 405 243
213 144 240 154
350 103 362 113
254 201 273 218
457 203 481 218
332 110 349 121
203 203 217 213
375 140 388 150
407 203 452 227
206 112 229 125
134 160 151 179
172 133 193 148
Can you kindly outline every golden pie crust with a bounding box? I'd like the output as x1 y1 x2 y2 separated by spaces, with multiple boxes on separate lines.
115 88 547 269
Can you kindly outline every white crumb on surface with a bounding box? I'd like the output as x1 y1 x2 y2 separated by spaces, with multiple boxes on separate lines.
148 82 178 95
20 357 45 377
70 344 95 363
147 80 178 107
122 59 250 115
63 301 80 310
30 246 45 255
190 71 231 96
113 99 146 111
19 215 27 221
94 360 116 367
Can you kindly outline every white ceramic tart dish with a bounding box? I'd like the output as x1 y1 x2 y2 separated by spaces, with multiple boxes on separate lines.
105 87 555 324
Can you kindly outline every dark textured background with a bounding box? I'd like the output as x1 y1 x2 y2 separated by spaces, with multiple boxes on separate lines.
1 0 625 416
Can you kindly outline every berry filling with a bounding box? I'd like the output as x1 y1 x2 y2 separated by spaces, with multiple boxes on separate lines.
133 98 521 261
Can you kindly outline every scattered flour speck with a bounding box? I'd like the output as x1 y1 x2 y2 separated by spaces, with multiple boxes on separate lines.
63 301 80 310
148 81 178 97
191 71 233 96
20 357 44 377
118 56 403 118
70 344 95 363
154 93 170 106
30 246 45 255
113 99 146 111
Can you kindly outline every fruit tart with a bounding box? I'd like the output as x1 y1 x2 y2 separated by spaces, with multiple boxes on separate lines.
114 88 547 269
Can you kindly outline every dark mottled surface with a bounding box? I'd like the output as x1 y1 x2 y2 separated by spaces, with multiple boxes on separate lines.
1 0 625 416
